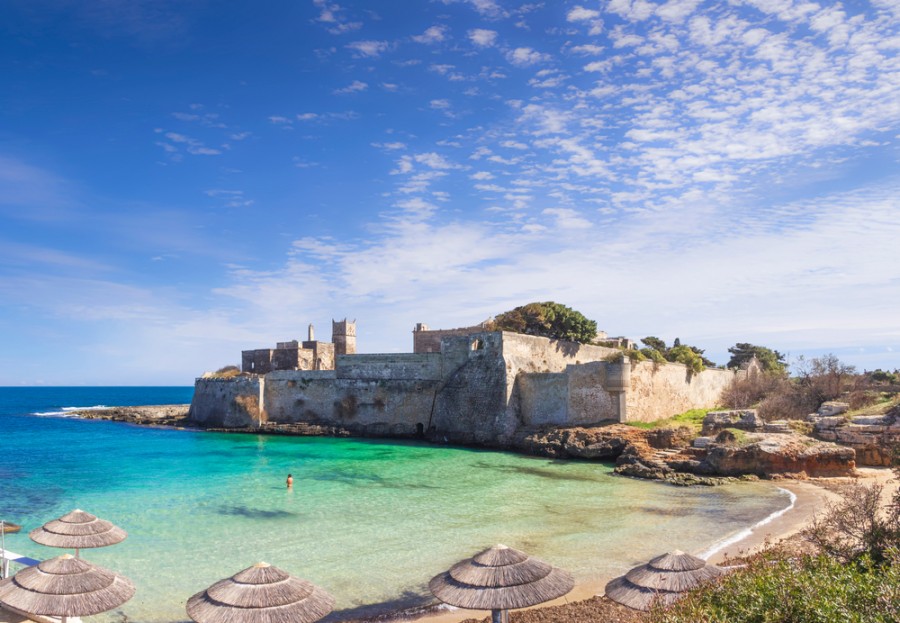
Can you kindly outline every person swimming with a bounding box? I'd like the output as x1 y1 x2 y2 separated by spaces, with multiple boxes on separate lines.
286 473 294 488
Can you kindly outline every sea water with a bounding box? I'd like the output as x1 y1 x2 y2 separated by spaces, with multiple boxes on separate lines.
0 387 791 622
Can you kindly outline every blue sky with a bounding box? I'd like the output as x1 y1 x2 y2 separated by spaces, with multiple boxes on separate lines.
1 0 899 385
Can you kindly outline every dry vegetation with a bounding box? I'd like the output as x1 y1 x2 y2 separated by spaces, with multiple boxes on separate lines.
721 354 899 421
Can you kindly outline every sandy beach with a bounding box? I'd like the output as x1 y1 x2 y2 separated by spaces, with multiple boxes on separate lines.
401 467 897 623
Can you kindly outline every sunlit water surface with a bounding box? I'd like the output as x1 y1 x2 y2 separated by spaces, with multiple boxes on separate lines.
0 387 790 622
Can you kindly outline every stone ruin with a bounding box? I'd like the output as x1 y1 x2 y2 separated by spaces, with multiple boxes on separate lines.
241 319 356 374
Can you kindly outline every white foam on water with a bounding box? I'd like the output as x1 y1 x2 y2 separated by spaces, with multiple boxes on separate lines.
698 487 797 560
32 405 108 417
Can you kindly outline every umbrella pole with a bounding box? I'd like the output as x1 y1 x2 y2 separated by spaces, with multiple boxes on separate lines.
491 609 508 623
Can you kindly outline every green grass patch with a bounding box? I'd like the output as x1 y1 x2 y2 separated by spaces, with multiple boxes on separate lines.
627 408 711 432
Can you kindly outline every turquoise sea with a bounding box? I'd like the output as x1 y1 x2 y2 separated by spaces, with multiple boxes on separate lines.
0 387 792 622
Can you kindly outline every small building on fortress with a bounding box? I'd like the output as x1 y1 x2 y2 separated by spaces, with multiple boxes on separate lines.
190 319 757 445
241 319 356 373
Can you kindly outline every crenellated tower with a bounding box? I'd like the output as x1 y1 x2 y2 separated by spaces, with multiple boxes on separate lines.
332 318 357 356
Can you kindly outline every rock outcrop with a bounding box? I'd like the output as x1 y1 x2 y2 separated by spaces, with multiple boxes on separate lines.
73 405 190 426
701 434 856 477
810 405 899 466
701 409 764 435
510 424 856 481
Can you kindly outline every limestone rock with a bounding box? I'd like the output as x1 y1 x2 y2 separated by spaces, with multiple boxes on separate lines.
702 433 855 477
701 410 763 435
817 401 850 417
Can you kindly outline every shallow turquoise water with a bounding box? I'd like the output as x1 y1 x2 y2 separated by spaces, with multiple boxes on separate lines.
0 388 790 622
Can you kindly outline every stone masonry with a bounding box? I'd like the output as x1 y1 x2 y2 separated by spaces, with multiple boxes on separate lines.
194 326 742 444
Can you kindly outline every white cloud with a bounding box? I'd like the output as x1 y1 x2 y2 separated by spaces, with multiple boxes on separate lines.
506 47 551 66
413 25 448 44
372 141 407 150
414 152 459 169
468 28 498 47
162 132 221 155
346 40 389 57
567 6 600 21
570 44 605 55
542 207 592 229
430 99 451 109
333 80 368 94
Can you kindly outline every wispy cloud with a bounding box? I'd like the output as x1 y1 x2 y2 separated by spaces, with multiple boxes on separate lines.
506 47 551 66
346 40 389 57
334 80 368 94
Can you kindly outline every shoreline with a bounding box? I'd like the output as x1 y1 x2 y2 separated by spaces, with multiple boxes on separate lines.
364 468 896 623
18 406 894 623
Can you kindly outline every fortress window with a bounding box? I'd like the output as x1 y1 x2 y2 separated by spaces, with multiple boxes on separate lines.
471 338 484 351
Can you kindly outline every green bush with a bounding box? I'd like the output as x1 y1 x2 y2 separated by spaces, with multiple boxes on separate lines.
668 345 704 374
658 548 900 623
640 347 667 364
488 301 598 344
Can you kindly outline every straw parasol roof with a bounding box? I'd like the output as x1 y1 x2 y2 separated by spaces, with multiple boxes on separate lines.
29 510 126 552
605 550 725 611
0 554 134 621
429 544 574 611
186 562 335 623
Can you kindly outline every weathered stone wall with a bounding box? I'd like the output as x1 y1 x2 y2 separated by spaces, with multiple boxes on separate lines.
567 362 619 423
335 353 442 381
430 332 511 444
518 373 568 426
413 324 487 353
309 342 334 370
197 332 735 439
625 362 735 423
272 347 315 371
242 349 274 374
190 376 263 427
262 370 436 437
500 332 619 427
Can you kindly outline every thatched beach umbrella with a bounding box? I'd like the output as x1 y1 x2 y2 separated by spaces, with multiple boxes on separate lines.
605 550 724 611
429 544 574 623
186 562 335 623
0 553 135 623
30 510 126 558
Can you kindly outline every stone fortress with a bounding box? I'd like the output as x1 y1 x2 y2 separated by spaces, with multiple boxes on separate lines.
190 318 758 445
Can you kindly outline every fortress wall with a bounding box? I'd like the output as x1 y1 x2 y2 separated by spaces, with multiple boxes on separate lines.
272 348 315 371
500 332 619 429
431 333 511 444
190 376 262 428
500 332 619 376
518 373 568 426
262 371 437 436
335 353 442 381
242 349 273 374
625 362 735 423
413 325 486 353
567 362 619 423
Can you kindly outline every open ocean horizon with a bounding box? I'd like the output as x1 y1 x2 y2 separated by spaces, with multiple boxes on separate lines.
0 386 793 622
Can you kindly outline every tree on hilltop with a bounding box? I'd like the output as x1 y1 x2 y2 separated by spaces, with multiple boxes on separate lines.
640 336 715 370
727 343 787 373
487 302 598 344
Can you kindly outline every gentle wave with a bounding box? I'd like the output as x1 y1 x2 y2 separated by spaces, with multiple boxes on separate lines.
32 405 108 417
698 487 797 560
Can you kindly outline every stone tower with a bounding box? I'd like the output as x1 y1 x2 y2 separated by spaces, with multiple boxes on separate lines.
332 318 357 356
